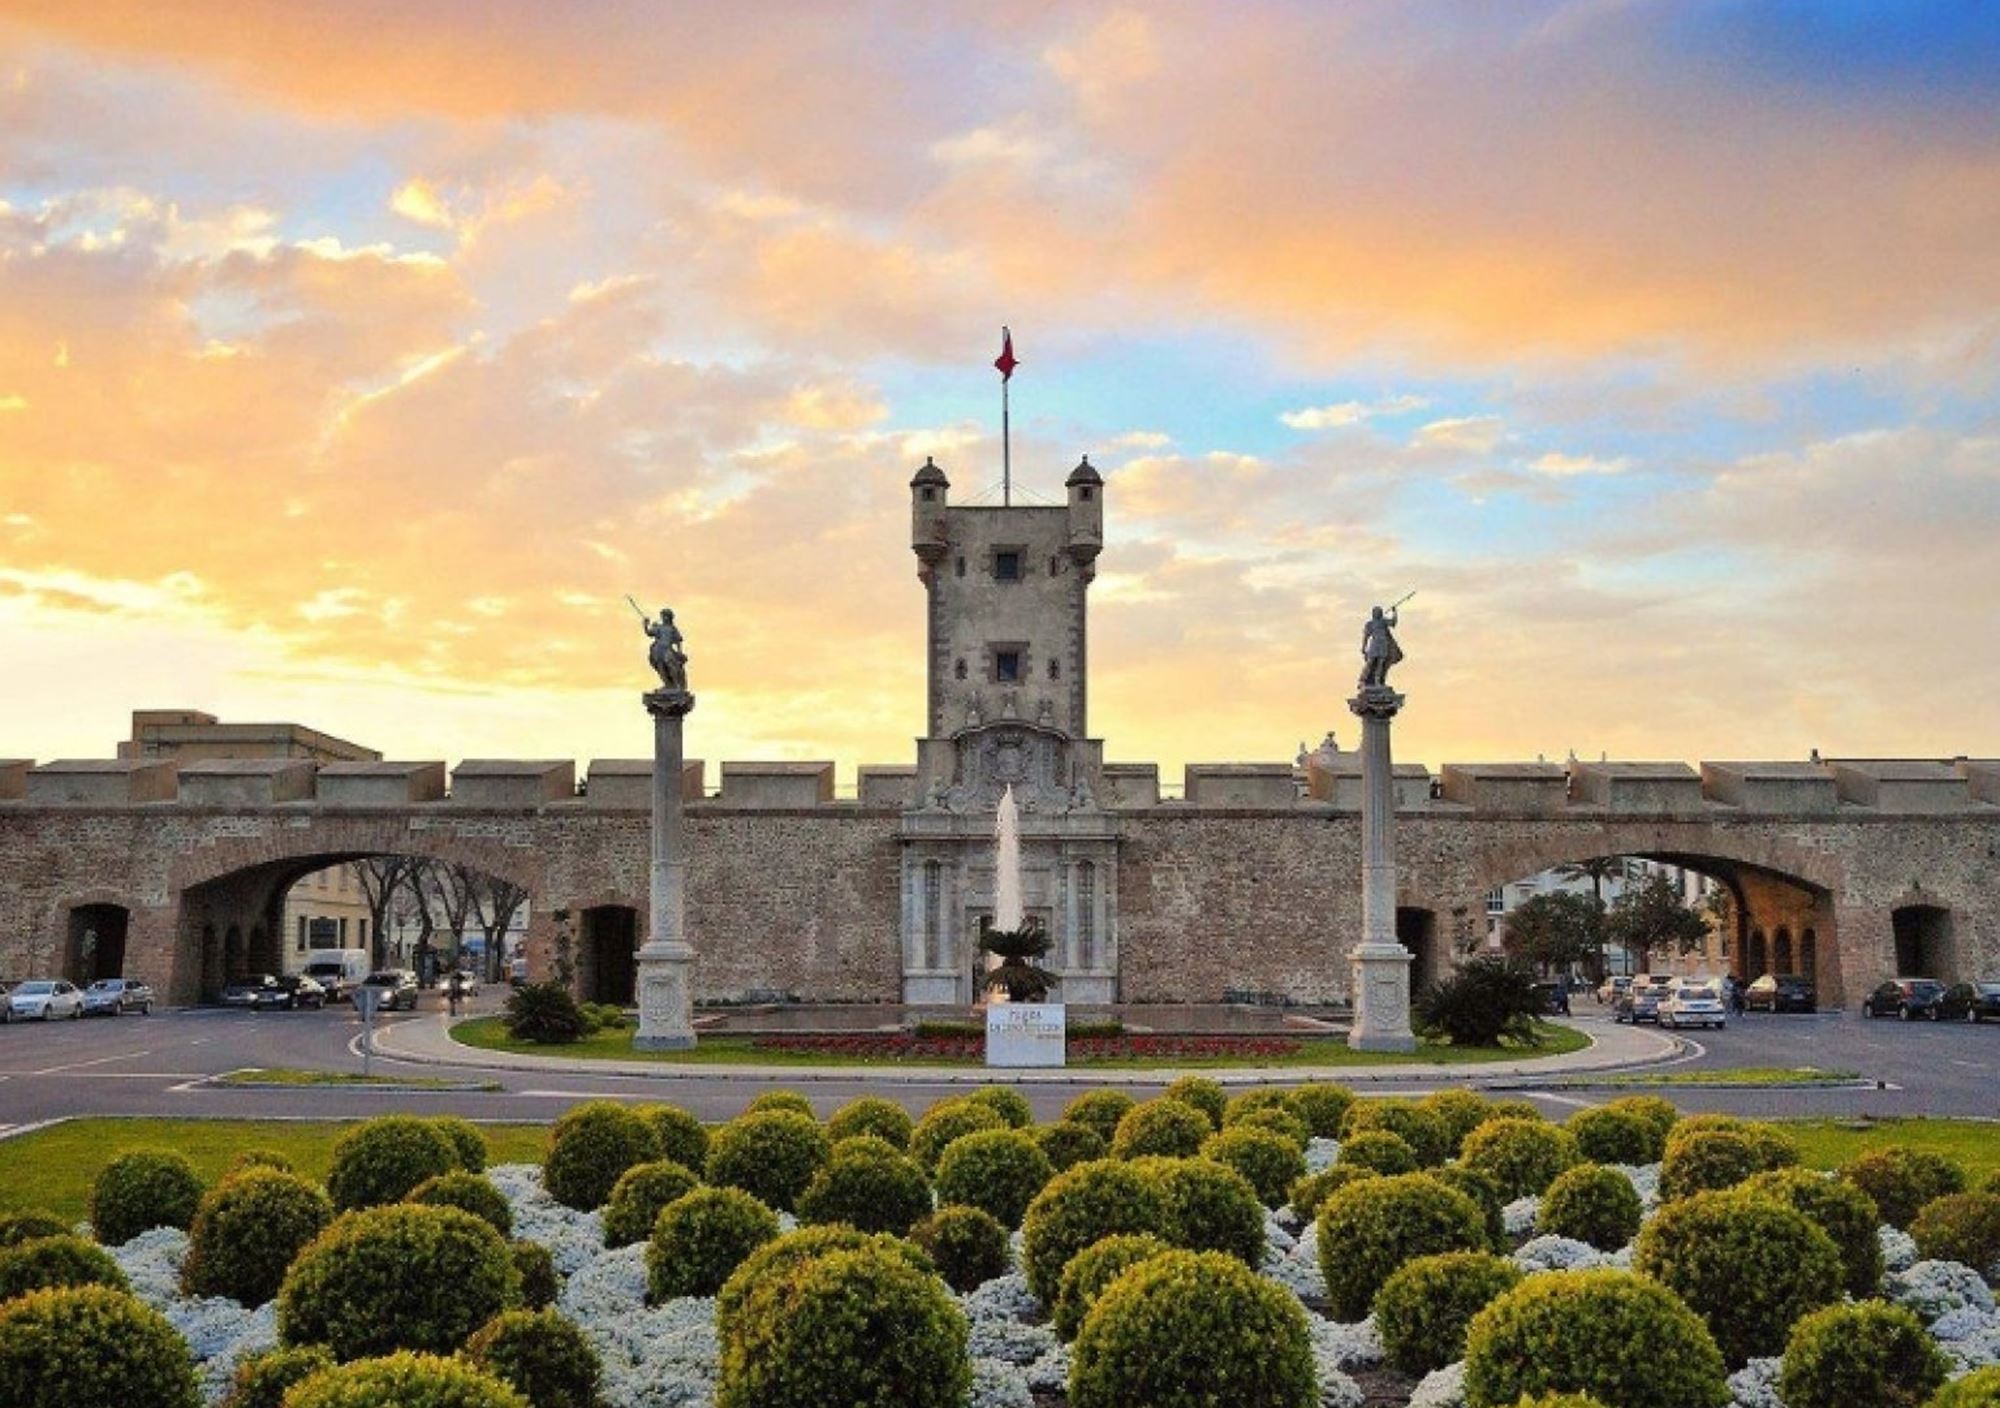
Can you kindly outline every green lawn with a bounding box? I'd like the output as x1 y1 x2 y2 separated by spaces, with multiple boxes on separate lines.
1781 1118 2000 1183
447 1017 1592 1069
1591 1066 1862 1087
0 1119 548 1224
214 1067 501 1091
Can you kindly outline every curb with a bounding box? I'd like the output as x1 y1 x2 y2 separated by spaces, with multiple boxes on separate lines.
194 1070 501 1095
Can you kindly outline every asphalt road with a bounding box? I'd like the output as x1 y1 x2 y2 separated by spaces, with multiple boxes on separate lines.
0 1001 1994 1131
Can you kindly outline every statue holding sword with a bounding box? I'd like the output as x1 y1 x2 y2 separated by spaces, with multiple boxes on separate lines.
1358 591 1415 690
628 596 690 694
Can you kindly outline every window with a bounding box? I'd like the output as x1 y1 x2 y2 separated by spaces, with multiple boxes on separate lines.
1081 486 1094 501
1048 657 1060 680
921 486 936 502
995 650 1022 683
955 556 965 578
954 658 967 680
994 550 1022 581
297 916 308 953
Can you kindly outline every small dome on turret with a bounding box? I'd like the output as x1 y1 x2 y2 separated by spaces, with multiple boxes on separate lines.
1065 454 1102 488
911 456 950 489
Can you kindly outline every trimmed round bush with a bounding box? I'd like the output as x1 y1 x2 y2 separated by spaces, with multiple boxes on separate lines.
224 1149 295 1179
325 1117 460 1213
90 1148 204 1243
1431 1164 1509 1252
910 1205 1011 1293
825 1097 913 1149
1162 1076 1226 1130
745 1090 816 1119
1418 1088 1493 1154
907 1100 1005 1174
634 1103 710 1171
1069 1249 1315 1408
1665 1117 1800 1176
1566 1106 1664 1166
0 1284 200 1408
645 1186 780 1301
0 1211 68 1247
282 1351 528 1408
1315 1172 1489 1320
1200 1126 1305 1208
220 1344 334 1408
1140 1156 1265 1265
465 1308 602 1408
0 1235 130 1301
1062 1090 1136 1144
1539 1164 1642 1252
183 1168 333 1305
1021 1159 1173 1303
278 1204 520 1358
1341 1100 1451 1167
935 1128 1053 1229
717 1227 909 1343
704 1110 830 1213
1032 1121 1107 1172
1223 1089 1294 1128
1601 1094 1679 1142
1336 1129 1419 1176
1232 1105 1310 1149
715 1243 970 1408
1374 1250 1524 1375
795 1142 932 1236
1779 1299 1948 1408
1288 1082 1357 1140
1486 1097 1548 1123
1288 1165 1378 1221
1461 1269 1729 1408
600 1160 700 1248
1843 1147 1968 1231
1513 1398 1613 1408
427 1117 489 1173
509 1241 559 1310
543 1102 662 1212
1111 1099 1212 1160
408 1171 512 1238
1052 1233 1174 1341
1461 1118 1580 1201
1634 1187 1842 1365
1744 1167 1885 1298
1659 1129 1767 1201
1930 1367 2000 1407
1912 1191 2000 1273
964 1085 1034 1129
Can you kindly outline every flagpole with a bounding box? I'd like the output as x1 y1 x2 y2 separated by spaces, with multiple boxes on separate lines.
1002 374 1011 507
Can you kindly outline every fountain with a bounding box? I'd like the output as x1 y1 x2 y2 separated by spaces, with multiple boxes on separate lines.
981 784 1065 1065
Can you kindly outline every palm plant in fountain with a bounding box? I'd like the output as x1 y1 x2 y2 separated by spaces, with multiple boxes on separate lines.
979 916 1058 1003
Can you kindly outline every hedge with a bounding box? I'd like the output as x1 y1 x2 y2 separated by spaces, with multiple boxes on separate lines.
183 1168 333 1305
704 1111 831 1213
464 1308 604 1408
543 1103 663 1212
1139 1156 1266 1266
635 1104 712 1172
0 1235 130 1302
907 1101 1006 1174
1538 1165 1642 1252
1199 1127 1306 1209
1021 1160 1173 1304
601 1161 702 1249
90 1148 204 1244
1565 1106 1664 1166
281 1351 529 1408
1460 1119 1581 1201
1373 1250 1524 1375
1062 1091 1137 1145
0 1284 201 1408
795 1142 933 1237
964 1086 1035 1129
1052 1233 1175 1341
1842 1147 1968 1232
407 1171 513 1238
715 1227 934 1348
934 1128 1054 1229
1315 1172 1488 1321
909 1205 1011 1293
1161 1076 1227 1130
325 1118 461 1213
1340 1100 1451 1167
219 1344 334 1408
825 1097 914 1150
1911 1191 2000 1273
1031 1122 1108 1173
1743 1168 1885 1299
1778 1300 1949 1408
645 1187 780 1301
1110 1099 1213 1161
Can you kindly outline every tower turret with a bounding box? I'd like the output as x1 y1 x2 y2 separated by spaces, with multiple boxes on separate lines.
1065 454 1103 580
910 457 950 581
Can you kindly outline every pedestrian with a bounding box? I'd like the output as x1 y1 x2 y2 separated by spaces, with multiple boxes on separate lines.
447 970 465 1016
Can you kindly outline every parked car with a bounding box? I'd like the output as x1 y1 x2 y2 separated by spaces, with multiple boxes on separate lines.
302 949 371 1001
1660 984 1728 1030
1862 977 1955 1021
1614 984 1671 1024
7 979 85 1021
1531 980 1571 1016
80 978 153 1017
219 974 289 1009
273 974 328 1010
1596 975 1633 1005
358 969 421 1011
1744 973 1818 1014
1956 981 2000 1023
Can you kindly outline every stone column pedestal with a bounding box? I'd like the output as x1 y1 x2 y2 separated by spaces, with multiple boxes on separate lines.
635 688 696 1051
1348 683 1416 1053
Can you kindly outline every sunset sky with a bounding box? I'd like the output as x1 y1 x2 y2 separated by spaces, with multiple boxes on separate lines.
2 3 1995 784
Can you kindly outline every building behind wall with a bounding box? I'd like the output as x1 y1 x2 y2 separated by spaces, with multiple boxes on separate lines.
119 710 380 764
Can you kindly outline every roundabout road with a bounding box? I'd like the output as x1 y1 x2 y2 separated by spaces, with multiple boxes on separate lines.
0 1000 1993 1129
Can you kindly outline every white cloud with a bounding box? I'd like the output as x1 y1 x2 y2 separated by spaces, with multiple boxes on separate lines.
1112 430 1172 449
1280 394 1430 431
1530 451 1631 477
1414 416 1504 453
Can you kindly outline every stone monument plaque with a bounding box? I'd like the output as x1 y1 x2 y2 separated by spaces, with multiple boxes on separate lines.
985 1003 1066 1068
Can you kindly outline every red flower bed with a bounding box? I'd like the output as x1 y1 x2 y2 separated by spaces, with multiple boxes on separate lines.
751 1032 1303 1062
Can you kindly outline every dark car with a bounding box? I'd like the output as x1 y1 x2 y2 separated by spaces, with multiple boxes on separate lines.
81 978 154 1016
1862 978 1954 1021
219 974 288 1009
1614 985 1669 1024
358 969 420 1012
1940 982 2000 1023
273 974 328 1010
1744 973 1817 1014
1531 980 1572 1016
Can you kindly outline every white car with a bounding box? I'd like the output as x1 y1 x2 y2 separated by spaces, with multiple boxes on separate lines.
8 979 85 1021
1659 984 1727 1030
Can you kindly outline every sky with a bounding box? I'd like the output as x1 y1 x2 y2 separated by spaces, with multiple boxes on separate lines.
1 1 1996 785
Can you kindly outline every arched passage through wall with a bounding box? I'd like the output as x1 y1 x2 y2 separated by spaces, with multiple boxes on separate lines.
577 905 639 1006
1891 904 1955 980
64 902 130 984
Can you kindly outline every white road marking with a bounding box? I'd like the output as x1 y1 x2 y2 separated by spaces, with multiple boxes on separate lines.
30 1050 152 1076
1527 1092 1598 1109
516 1089 651 1100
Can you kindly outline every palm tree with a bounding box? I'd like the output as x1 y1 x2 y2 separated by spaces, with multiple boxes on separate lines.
1552 856 1640 980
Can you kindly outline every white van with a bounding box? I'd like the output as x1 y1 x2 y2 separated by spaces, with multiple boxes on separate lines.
303 950 371 1001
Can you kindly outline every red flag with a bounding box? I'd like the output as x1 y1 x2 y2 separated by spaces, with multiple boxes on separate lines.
994 326 1017 381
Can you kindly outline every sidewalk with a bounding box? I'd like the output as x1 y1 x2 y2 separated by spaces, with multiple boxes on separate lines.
368 1012 1686 1088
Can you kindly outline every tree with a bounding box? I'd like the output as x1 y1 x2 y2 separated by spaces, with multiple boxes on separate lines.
1552 856 1640 981
1500 891 1604 973
469 872 529 983
1606 873 1711 970
351 857 420 969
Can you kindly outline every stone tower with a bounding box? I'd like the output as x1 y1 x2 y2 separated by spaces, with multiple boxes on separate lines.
899 456 1118 1006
